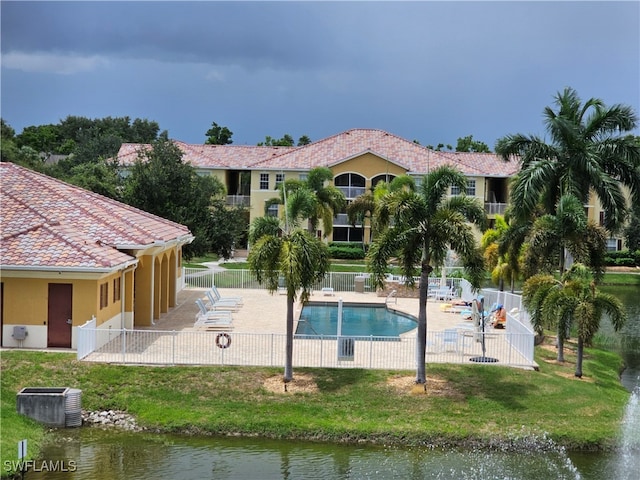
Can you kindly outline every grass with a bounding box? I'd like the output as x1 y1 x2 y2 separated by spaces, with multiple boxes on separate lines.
0 341 630 475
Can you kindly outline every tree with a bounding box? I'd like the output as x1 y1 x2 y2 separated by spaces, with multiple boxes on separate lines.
257 134 311 147
205 122 233 145
455 135 491 153
623 200 640 251
272 167 346 238
258 134 295 147
522 263 626 374
496 87 640 233
522 194 607 281
367 165 486 385
247 201 330 383
347 175 416 245
122 137 234 258
66 159 120 199
481 215 513 291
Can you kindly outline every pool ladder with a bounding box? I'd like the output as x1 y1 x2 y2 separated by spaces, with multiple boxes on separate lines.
385 289 397 305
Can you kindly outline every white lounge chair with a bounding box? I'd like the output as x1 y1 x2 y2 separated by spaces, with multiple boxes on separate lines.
196 298 234 320
211 285 243 305
194 314 233 330
204 290 241 311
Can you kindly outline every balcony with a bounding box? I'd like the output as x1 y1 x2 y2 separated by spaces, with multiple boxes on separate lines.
226 195 251 207
333 213 362 226
336 186 366 199
485 202 508 215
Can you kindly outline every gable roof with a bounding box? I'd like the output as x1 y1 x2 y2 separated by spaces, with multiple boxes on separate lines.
0 163 192 272
117 129 519 177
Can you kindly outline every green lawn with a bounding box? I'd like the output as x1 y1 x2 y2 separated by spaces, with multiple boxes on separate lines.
1 341 630 476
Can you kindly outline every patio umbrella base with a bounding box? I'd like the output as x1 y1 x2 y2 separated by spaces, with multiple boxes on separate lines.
469 356 499 363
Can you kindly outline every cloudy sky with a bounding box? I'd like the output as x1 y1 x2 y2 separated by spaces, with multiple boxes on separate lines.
1 1 638 148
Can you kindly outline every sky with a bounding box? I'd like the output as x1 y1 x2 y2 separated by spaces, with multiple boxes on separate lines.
1 1 639 149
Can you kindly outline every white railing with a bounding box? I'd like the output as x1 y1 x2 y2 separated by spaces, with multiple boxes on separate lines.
485 202 508 215
77 316 97 360
76 327 535 369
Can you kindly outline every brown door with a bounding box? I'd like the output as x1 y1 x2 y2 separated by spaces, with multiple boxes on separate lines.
48 283 73 348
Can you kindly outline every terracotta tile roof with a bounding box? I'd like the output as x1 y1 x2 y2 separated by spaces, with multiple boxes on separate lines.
118 129 518 177
251 129 520 176
1 163 192 271
118 142 295 169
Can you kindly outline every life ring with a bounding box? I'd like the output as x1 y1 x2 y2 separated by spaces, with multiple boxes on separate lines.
215 333 231 349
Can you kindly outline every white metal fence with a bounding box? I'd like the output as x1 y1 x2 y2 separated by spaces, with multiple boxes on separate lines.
184 268 379 292
80 270 536 369
76 327 535 369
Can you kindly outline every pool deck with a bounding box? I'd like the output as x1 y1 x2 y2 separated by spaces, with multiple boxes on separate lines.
145 287 472 335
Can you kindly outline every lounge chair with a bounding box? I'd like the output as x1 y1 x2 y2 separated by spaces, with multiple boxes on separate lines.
204 290 241 311
211 285 243 305
195 299 237 320
434 287 454 302
194 314 233 330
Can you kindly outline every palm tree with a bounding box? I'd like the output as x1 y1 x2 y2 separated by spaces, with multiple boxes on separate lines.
496 87 640 233
347 175 416 245
522 194 607 280
522 263 626 375
367 166 486 385
275 167 346 238
247 190 330 383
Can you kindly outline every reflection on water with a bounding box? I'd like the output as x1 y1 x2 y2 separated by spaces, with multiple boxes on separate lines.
31 428 592 480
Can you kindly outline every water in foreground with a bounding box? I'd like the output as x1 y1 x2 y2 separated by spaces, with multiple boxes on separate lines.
24 417 639 480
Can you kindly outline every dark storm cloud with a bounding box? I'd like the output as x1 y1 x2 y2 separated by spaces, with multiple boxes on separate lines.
1 1 346 70
1 1 638 146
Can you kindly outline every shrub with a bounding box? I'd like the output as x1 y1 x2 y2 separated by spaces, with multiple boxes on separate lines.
328 245 366 260
604 250 640 267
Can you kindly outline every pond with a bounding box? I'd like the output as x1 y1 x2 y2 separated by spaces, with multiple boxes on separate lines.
27 423 638 480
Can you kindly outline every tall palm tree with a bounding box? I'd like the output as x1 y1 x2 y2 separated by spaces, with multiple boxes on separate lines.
522 263 626 374
496 87 640 232
276 167 346 238
368 166 486 385
347 175 416 245
305 167 346 237
522 194 607 281
247 190 330 383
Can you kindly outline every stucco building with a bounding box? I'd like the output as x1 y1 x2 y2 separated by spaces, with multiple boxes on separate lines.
0 163 193 349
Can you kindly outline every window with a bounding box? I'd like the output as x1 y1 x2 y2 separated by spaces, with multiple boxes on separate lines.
100 282 108 309
266 203 279 217
259 173 269 190
371 174 396 189
466 179 476 196
275 173 285 189
599 211 605 226
299 173 308 181
113 277 121 302
332 226 364 242
334 173 366 198
451 179 476 196
606 238 620 251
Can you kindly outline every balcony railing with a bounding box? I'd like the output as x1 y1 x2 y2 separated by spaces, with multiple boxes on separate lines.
226 195 251 206
333 213 361 226
336 186 366 199
485 202 508 215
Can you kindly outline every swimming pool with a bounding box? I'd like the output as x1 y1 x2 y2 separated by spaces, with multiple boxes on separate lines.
295 302 417 338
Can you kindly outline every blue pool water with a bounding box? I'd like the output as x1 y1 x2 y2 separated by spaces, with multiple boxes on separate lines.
296 302 417 337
